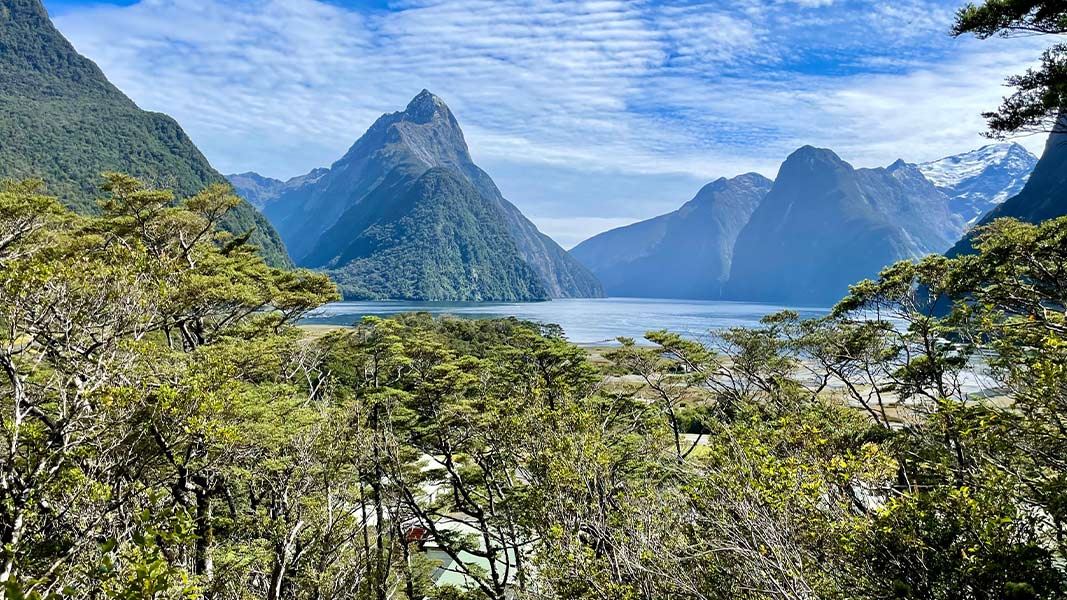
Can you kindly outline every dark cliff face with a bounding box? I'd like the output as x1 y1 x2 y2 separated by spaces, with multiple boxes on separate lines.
239 90 602 300
948 122 1067 257
0 0 292 268
727 147 960 306
570 173 772 299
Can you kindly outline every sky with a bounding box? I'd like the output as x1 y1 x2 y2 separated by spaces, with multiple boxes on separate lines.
44 0 1051 247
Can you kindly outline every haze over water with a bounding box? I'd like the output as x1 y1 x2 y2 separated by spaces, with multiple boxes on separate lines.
302 298 830 345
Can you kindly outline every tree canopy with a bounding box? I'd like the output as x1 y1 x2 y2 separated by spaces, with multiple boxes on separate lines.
954 1 1067 135
2 173 1066 599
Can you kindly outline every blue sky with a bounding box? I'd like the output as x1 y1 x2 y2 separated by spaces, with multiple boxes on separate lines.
45 0 1049 246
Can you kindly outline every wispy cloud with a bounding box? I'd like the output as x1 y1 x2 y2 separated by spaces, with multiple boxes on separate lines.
48 0 1049 244
535 217 643 248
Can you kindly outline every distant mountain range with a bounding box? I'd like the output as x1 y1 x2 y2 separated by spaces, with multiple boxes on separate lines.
0 0 290 268
949 122 1067 257
572 143 1038 305
571 174 771 300
230 91 602 301
227 169 329 210
919 142 1037 226
729 148 961 305
7 0 1055 306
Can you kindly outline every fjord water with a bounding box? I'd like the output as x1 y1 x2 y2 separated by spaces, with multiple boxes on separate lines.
302 298 829 344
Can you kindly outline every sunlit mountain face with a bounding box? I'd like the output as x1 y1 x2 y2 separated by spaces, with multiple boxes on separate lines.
919 142 1038 226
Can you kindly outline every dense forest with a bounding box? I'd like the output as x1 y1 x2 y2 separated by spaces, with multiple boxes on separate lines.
2 173 1067 599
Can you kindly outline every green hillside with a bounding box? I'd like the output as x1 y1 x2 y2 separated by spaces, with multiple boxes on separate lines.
0 0 291 267
316 168 549 301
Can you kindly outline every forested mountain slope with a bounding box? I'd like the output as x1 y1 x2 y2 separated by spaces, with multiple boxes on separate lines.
233 90 602 300
0 0 291 267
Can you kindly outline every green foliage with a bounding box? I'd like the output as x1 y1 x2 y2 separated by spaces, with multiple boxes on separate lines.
826 216 1067 598
3 173 1067 599
5 1 1065 598
94 503 200 600
954 1 1067 136
0 0 291 268
316 169 549 301
954 1 1067 39
0 175 335 597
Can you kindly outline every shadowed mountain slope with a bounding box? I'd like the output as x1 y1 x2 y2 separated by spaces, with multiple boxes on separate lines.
728 146 961 305
948 123 1067 257
571 173 772 299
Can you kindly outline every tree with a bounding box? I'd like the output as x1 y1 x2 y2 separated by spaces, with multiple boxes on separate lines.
830 217 1067 598
5 172 1067 600
954 1 1067 136
0 175 336 597
319 316 597 600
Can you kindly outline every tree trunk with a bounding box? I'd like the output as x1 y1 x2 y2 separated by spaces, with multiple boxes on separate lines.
194 490 214 577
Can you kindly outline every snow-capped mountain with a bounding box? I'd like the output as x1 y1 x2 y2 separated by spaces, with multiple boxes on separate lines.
918 142 1038 226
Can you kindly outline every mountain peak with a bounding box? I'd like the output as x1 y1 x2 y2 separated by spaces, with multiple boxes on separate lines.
702 176 731 191
729 144 959 305
786 145 845 165
884 159 928 184
242 90 602 299
403 89 451 123
333 89 467 174
690 173 771 205
918 142 1039 226
410 88 437 103
1006 141 1032 154
2 0 50 25
777 146 851 184
571 171 770 300
229 171 277 183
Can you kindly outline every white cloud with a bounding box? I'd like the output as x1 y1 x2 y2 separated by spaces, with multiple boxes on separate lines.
48 0 1053 245
530 216 643 249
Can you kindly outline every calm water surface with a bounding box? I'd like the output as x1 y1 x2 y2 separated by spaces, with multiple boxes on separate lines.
302 298 830 345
